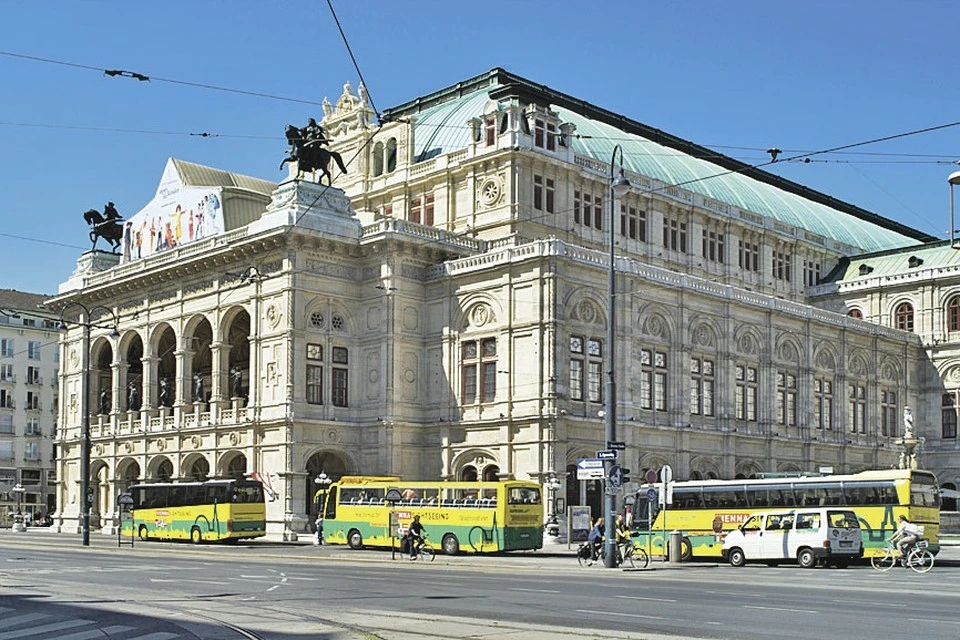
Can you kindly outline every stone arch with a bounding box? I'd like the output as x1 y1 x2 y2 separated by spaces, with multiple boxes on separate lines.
222 307 251 400
304 449 354 517
936 359 960 387
878 356 902 384
372 140 384 176
636 309 673 342
774 333 803 365
147 455 174 482
688 317 720 351
454 293 503 332
734 459 764 479
812 342 838 372
847 348 870 377
777 462 803 475
941 481 957 511
182 452 210 482
89 336 115 415
116 457 141 487
733 325 763 357
217 451 248 479
639 454 671 481
119 330 144 411
451 448 500 480
385 137 397 173
184 314 214 404
688 456 721 481
151 323 177 408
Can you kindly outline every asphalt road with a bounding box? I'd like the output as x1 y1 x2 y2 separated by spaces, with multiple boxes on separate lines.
2 530 960 640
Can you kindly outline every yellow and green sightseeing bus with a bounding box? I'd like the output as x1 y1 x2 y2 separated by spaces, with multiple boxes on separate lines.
631 469 940 560
318 476 544 555
123 478 266 544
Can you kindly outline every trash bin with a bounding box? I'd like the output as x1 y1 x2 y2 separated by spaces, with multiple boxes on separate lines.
668 530 683 562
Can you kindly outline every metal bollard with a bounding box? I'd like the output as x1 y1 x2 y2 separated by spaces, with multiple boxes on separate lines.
668 530 683 562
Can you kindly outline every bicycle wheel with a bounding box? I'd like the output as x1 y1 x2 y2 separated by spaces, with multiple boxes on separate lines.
907 549 933 574
871 550 896 571
577 545 592 567
420 544 436 562
633 547 650 569
619 546 635 569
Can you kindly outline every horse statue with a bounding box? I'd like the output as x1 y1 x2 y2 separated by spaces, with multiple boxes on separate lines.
279 122 348 185
83 202 123 252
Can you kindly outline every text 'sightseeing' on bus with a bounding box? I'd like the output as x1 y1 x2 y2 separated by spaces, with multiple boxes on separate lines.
630 468 939 560
318 476 543 555
122 478 266 544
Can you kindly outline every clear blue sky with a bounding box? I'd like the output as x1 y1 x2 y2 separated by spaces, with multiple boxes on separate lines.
2 0 958 295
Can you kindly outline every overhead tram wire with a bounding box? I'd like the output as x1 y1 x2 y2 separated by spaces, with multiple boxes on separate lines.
0 50 327 108
326 0 381 124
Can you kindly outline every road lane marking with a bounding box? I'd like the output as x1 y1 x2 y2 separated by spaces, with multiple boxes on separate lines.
616 595 677 603
509 588 560 594
149 578 230 585
0 619 92 639
743 605 817 614
577 609 664 620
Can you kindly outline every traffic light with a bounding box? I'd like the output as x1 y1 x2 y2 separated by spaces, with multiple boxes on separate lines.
621 468 631 484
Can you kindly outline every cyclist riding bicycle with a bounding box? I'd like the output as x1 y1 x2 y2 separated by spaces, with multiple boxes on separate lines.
407 515 426 560
587 517 605 561
615 514 632 561
889 514 922 557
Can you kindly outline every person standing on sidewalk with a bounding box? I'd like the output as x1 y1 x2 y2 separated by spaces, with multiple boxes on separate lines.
314 515 324 545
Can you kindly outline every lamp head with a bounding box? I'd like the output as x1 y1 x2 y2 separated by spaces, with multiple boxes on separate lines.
611 168 630 198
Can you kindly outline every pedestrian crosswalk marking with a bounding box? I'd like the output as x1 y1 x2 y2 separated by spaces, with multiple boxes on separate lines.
0 619 92 639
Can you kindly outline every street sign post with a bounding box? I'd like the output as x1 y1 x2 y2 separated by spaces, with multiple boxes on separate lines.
607 441 626 450
596 450 617 460
576 458 605 480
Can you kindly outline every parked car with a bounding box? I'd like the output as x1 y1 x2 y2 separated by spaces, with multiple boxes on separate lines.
721 508 862 568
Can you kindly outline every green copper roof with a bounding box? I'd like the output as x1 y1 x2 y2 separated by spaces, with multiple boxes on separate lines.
837 240 960 281
395 69 930 254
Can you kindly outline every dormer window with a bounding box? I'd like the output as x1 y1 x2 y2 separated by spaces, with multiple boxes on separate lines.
908 255 924 268
484 116 497 146
858 264 874 276
534 119 557 151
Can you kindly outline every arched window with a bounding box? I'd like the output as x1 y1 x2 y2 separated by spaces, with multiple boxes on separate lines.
385 138 397 173
948 296 960 332
482 465 499 482
460 465 478 482
894 302 914 331
372 141 384 176
847 308 863 319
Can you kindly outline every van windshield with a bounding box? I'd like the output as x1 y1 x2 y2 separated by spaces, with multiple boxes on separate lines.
827 510 859 528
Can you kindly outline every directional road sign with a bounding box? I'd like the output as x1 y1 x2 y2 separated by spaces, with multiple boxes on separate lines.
576 458 605 480
596 450 617 460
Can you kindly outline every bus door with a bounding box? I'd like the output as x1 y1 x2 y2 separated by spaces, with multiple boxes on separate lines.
322 486 338 520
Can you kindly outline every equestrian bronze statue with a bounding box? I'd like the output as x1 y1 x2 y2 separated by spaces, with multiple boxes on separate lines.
279 118 348 185
83 201 124 252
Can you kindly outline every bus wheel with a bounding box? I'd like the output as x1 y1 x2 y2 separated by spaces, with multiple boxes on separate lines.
797 548 817 568
190 527 203 545
680 537 693 562
347 529 363 549
138 525 149 541
728 547 746 567
441 534 460 556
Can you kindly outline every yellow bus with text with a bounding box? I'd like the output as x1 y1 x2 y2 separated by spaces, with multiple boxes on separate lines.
631 469 939 560
318 476 543 555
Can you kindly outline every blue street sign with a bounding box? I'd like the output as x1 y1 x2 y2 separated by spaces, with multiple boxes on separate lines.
647 488 658 502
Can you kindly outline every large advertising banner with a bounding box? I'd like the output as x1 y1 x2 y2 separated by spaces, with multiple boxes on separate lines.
120 164 224 263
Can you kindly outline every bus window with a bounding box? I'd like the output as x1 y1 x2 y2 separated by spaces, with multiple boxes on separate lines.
796 512 820 530
741 515 762 531
508 487 541 505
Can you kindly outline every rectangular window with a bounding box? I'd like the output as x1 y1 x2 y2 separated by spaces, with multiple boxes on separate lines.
574 190 581 225
690 357 715 416
380 203 393 218
26 391 40 411
593 195 603 230
804 260 821 287
27 341 40 360
621 204 645 242
462 338 497 404
587 361 602 403
21 469 40 484
24 442 39 461
0 415 11 434
881 390 897 437
0 442 11 460
484 116 496 146
547 122 557 151
0 364 13 382
0 389 13 408
534 118 544 148
332 368 348 407
640 349 668 411
735 365 758 422
943 393 958 439
26 366 40 385
663 218 688 252
0 339 13 358
424 193 434 226
534 175 543 211
569 359 583 401
814 378 834 430
409 197 421 224
306 364 323 405
848 384 866 433
702 231 725 263
738 241 759 272
774 251 792 282
26 418 40 436
776 372 797 426
546 178 555 213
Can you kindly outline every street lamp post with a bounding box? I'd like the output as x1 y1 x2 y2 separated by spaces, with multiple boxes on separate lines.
314 472 332 545
11 483 26 532
604 145 630 568
544 473 561 536
54 301 118 546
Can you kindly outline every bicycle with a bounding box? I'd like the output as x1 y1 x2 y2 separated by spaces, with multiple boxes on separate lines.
871 539 934 573
409 534 436 562
617 542 650 569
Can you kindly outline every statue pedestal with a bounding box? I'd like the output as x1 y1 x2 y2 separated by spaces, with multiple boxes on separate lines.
59 251 121 294
248 180 360 240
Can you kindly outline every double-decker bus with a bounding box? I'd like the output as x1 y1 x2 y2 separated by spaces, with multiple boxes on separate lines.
631 469 940 560
318 476 544 555
123 478 266 544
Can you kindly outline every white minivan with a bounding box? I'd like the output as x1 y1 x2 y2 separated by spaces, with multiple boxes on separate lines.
721 508 862 568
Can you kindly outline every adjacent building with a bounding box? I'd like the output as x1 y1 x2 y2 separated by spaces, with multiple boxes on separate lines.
0 289 59 524
47 69 958 539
